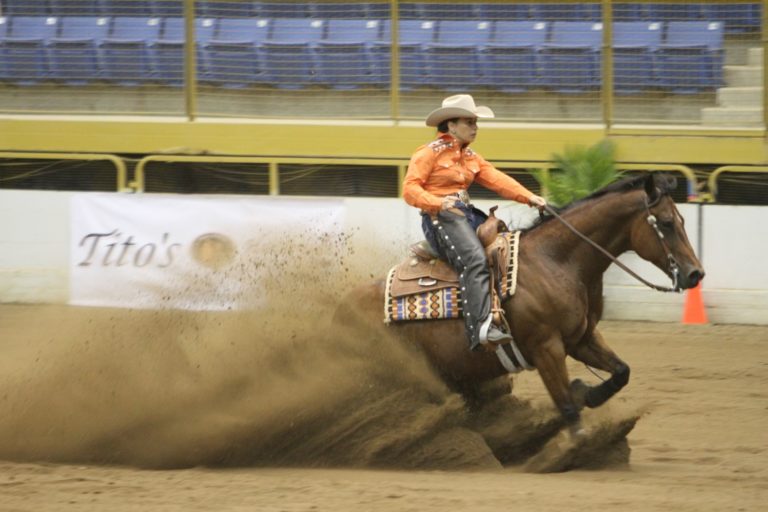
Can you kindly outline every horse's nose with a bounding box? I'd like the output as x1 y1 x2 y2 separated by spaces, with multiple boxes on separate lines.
687 269 705 288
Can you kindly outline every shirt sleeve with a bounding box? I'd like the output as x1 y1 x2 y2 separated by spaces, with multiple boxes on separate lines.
403 145 443 214
473 154 534 205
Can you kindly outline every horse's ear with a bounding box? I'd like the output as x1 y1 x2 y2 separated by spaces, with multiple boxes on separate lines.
644 173 660 204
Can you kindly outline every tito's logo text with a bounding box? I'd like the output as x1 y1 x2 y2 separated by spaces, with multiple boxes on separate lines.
78 230 182 268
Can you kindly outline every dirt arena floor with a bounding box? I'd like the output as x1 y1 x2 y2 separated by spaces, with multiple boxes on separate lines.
0 303 766 511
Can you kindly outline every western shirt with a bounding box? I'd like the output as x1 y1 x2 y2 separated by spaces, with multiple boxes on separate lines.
403 133 535 214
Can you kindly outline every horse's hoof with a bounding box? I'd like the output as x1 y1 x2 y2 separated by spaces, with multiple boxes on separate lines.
570 378 589 410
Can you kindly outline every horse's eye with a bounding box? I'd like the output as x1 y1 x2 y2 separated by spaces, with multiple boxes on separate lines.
659 219 674 230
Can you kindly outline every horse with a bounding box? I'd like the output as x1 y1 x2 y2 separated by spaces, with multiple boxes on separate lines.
335 173 704 436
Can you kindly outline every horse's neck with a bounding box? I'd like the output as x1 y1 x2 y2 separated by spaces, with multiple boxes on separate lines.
529 191 642 279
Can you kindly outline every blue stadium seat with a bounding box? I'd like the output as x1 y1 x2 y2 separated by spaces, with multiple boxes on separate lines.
312 2 368 19
539 21 603 93
656 21 724 93
613 3 646 22
365 2 391 19
2 0 49 16
49 1 103 16
420 3 479 20
482 20 548 92
152 1 184 17
398 3 424 20
425 20 492 90
150 17 217 86
703 4 761 34
48 16 111 84
203 17 270 88
100 1 154 16
0 17 7 79
261 18 324 89
198 1 259 18
646 3 704 21
0 16 59 84
477 3 534 21
315 19 381 89
259 2 313 19
371 19 436 89
532 4 602 22
99 16 161 85
612 21 663 94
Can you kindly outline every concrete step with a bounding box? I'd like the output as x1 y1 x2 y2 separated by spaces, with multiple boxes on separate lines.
748 47 763 67
717 86 763 107
701 106 763 126
724 65 763 87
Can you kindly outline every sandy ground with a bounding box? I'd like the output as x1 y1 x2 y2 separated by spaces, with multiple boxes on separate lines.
0 303 766 511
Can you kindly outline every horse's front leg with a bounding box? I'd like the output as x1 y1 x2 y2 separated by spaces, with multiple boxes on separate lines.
532 335 585 436
569 327 630 409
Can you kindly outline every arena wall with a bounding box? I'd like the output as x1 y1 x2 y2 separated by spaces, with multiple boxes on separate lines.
0 189 764 325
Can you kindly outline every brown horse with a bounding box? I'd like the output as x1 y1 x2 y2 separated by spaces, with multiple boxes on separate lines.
336 173 704 436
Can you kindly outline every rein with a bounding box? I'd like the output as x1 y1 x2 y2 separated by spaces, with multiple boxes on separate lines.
541 201 681 293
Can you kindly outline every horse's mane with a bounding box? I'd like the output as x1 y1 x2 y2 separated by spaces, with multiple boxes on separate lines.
523 173 676 232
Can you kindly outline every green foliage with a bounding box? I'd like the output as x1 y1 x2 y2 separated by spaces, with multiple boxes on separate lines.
533 140 622 207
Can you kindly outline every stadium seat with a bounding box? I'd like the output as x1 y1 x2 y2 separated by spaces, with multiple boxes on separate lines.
482 20 548 92
203 17 270 88
612 21 663 94
197 1 259 18
152 1 184 17
371 19 436 89
420 3 479 20
703 4 761 34
1 0 49 16
312 2 368 20
100 1 154 17
656 21 724 93
531 4 601 21
0 17 6 79
48 16 111 85
48 1 104 17
150 17 217 86
477 3 534 21
315 19 382 89
0 16 59 84
261 18 324 89
365 2 391 19
539 21 603 93
645 3 704 22
99 16 161 85
425 20 492 90
613 3 646 22
259 2 313 19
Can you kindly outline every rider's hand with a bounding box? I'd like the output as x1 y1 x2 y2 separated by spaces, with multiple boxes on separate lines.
440 196 458 211
528 194 547 209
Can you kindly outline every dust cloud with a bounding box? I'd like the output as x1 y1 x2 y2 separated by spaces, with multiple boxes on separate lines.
0 231 634 471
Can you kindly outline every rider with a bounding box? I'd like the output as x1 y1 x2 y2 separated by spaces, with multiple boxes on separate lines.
403 94 547 352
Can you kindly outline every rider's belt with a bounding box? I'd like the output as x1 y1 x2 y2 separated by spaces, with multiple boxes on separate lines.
445 190 471 205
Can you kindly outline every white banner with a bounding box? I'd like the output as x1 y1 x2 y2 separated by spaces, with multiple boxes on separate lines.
70 194 346 310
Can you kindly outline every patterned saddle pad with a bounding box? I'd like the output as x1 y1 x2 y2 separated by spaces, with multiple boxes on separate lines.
384 231 521 323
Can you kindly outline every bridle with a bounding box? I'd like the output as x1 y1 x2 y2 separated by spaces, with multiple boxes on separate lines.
541 192 682 293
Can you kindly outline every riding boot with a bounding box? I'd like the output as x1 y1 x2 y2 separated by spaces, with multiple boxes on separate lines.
432 209 492 351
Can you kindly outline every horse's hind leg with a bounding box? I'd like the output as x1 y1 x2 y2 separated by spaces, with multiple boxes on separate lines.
570 328 630 409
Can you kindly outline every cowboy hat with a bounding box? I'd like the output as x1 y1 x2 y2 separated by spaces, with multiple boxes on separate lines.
425 94 495 127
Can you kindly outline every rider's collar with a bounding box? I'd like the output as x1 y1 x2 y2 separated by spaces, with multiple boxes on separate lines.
438 132 472 153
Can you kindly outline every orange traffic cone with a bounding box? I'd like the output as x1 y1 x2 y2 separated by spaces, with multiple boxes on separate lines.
682 283 708 325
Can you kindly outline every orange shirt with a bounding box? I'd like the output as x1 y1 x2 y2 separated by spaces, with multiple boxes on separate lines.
403 133 534 214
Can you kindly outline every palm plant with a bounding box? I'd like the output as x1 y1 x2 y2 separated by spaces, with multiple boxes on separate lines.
533 140 622 207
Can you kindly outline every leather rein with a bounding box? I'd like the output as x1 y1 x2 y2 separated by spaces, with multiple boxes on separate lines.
541 196 681 293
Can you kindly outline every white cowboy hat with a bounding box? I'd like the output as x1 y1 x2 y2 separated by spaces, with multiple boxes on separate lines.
425 94 495 127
